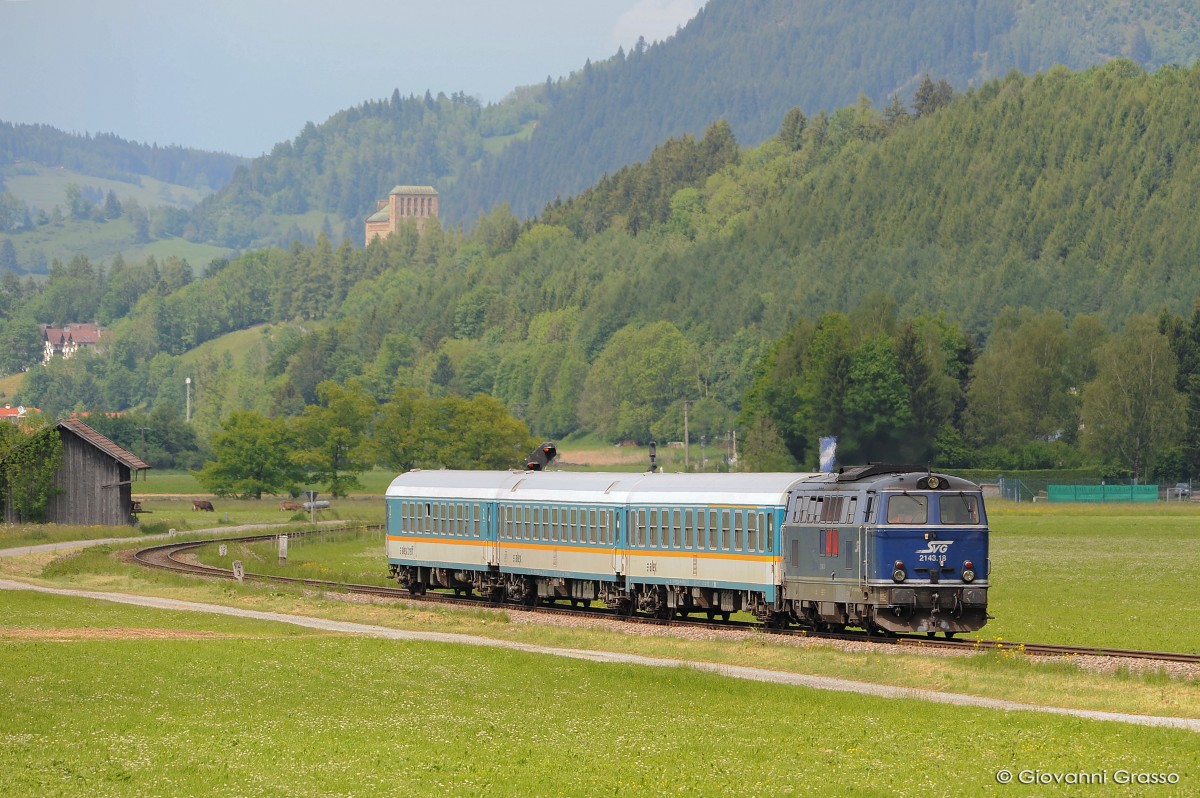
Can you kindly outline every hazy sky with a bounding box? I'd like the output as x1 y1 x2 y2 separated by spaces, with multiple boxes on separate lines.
0 0 704 157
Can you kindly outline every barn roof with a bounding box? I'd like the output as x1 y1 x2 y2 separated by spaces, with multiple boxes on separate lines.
57 418 151 471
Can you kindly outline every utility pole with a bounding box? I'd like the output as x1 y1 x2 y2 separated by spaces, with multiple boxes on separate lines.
185 377 192 422
683 400 691 472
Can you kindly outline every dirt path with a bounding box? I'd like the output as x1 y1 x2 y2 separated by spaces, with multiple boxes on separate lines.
0 578 1195 733
0 521 346 558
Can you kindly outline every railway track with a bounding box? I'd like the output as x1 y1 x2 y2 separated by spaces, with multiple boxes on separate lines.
134 531 1200 666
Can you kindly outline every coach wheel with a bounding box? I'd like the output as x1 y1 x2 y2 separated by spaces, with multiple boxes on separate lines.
927 631 937 638
945 632 956 639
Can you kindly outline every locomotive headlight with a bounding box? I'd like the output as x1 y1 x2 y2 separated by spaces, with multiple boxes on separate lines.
892 560 907 583
962 560 976 583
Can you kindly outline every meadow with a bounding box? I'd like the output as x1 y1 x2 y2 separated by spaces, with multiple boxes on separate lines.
0 590 1194 797
985 501 1200 652
187 498 1200 653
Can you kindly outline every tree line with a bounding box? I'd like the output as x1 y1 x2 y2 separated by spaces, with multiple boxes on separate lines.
8 62 1200 485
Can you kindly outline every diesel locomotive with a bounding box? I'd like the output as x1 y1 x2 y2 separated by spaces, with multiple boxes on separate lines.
384 460 989 636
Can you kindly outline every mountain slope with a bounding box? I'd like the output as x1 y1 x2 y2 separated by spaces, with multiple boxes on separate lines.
15 60 1200 444
188 0 1200 246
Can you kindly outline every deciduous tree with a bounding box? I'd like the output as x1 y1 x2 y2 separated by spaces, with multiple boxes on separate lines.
194 411 301 499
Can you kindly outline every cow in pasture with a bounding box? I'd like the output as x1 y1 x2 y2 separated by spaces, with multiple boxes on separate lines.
192 499 214 511
279 500 304 511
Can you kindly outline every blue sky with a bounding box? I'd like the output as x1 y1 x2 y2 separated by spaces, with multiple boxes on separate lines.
0 0 704 156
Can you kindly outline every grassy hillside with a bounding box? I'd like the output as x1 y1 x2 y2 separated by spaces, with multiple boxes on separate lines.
0 371 23 406
3 163 210 212
1 215 233 273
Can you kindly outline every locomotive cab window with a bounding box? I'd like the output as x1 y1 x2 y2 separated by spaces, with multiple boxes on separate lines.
940 494 980 525
886 494 928 524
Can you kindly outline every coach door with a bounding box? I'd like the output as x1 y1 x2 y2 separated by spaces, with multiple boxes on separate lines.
609 509 625 575
485 504 499 566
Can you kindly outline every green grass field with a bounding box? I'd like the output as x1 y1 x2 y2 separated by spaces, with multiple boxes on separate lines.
0 589 1194 797
985 501 1200 652
191 499 1200 653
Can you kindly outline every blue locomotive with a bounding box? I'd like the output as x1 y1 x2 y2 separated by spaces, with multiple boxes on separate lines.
384 462 989 636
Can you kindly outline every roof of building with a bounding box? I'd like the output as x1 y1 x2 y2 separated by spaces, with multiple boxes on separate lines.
389 185 438 195
57 418 151 471
65 323 101 344
365 208 391 223
0 405 35 420
41 323 102 345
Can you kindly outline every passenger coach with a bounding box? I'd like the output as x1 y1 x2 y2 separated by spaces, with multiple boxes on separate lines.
384 463 990 636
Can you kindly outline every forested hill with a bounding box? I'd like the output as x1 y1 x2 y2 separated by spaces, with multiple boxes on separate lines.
184 0 1200 248
13 59 1200 467
0 122 244 190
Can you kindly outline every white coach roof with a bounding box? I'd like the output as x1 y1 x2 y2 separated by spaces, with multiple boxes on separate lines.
386 470 822 507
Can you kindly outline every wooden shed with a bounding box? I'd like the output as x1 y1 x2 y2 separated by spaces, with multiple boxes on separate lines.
3 418 151 525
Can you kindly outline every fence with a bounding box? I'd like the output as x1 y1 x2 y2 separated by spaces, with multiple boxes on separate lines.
996 477 1168 503
1046 484 1158 503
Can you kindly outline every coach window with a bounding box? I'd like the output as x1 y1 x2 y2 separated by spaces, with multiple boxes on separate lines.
733 511 745 551
646 508 657 548
684 509 695 549
846 497 858 524
747 512 759 552
720 510 731 551
600 511 611 546
707 510 718 550
671 509 681 548
501 506 512 540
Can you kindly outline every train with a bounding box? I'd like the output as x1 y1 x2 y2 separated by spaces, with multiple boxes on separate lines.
384 458 990 637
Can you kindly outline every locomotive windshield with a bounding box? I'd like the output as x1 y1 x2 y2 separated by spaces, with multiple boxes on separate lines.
882 492 983 525
940 493 980 524
886 494 927 524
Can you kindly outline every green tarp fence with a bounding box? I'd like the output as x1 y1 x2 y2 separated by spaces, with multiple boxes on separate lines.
1046 484 1159 503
